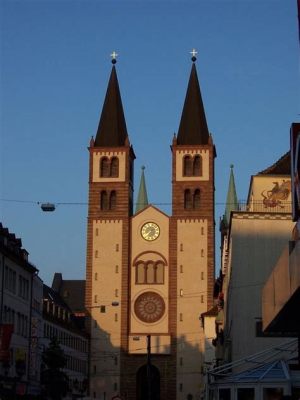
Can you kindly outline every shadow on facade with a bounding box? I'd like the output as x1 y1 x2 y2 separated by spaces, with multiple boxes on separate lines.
88 314 206 400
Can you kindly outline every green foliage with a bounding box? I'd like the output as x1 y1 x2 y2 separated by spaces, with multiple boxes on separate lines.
42 337 68 400
42 337 66 369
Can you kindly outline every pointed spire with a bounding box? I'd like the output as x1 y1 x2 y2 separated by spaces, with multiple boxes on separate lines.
224 165 239 225
135 166 149 213
177 60 209 145
94 62 128 147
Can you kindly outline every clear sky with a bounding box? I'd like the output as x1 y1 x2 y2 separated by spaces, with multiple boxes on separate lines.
1 0 299 286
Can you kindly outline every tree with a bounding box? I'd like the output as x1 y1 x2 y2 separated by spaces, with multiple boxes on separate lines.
41 337 68 400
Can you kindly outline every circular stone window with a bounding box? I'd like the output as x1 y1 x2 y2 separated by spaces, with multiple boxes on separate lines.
134 291 165 323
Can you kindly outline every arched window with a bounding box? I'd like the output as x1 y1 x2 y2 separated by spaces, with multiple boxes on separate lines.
155 262 164 284
194 189 200 209
110 157 119 177
100 191 109 210
135 258 165 284
184 189 192 209
110 191 117 210
100 157 110 177
193 155 202 176
183 155 192 176
136 263 145 284
146 262 155 284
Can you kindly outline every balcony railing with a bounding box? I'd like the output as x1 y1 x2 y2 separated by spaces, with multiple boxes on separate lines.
238 200 292 214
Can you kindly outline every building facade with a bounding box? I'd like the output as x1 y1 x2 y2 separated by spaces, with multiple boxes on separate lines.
85 59 215 400
42 282 89 398
218 153 294 366
0 223 42 397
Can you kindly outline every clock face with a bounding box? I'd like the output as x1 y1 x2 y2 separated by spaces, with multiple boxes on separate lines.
141 222 160 241
134 292 165 323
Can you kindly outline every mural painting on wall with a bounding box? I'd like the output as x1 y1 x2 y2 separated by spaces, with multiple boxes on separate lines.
261 180 291 208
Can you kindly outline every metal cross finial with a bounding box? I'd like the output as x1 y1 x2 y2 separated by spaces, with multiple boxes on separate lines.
110 51 118 64
190 48 197 62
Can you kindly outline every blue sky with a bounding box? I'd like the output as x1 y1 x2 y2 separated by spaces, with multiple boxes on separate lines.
1 0 299 285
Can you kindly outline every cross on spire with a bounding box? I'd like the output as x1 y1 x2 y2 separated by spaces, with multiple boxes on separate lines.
190 48 197 62
110 51 118 64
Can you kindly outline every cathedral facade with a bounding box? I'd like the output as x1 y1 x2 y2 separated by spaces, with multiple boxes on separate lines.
85 58 216 400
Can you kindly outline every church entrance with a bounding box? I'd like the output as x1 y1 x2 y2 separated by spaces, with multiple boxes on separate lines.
136 364 160 400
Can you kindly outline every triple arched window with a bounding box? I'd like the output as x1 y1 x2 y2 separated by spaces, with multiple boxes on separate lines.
184 189 201 210
100 157 119 178
183 155 202 177
135 261 165 284
100 190 117 210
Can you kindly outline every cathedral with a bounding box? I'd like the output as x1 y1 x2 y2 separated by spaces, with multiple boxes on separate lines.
85 54 216 400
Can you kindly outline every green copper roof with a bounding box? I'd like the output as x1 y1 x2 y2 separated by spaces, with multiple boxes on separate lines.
224 165 238 225
135 166 149 213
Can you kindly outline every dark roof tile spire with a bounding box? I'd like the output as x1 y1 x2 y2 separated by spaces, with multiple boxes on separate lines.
177 62 209 145
94 64 128 147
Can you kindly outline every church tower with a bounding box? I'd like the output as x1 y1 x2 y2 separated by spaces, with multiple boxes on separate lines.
85 54 216 400
171 55 216 397
85 58 135 399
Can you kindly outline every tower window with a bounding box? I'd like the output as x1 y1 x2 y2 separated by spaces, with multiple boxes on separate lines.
179 313 183 321
100 191 109 210
100 156 119 178
100 157 110 177
110 191 117 209
115 265 119 273
100 306 106 313
183 155 193 176
193 155 202 176
184 189 192 209
201 271 204 280
194 189 201 209
110 157 119 177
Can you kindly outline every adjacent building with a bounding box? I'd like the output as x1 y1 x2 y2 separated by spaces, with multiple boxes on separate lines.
42 276 89 398
85 57 216 400
0 223 42 397
204 153 298 399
